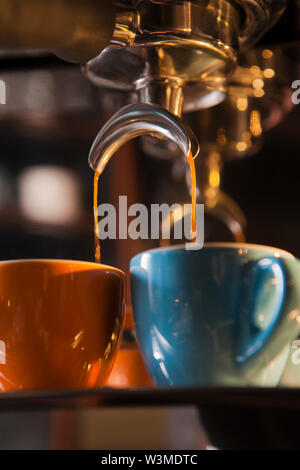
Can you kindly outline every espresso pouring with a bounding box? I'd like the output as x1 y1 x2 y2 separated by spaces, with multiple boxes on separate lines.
93 150 197 263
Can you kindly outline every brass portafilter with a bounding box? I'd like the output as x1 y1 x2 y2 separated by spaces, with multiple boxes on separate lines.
0 1 286 113
83 0 287 116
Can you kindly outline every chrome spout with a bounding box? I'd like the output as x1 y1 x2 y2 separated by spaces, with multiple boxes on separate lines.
89 103 199 174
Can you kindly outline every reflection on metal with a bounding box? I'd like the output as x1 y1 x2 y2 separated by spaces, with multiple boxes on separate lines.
88 103 199 174
0 1 288 119
187 44 298 160
84 0 286 114
0 340 6 365
143 43 299 161
220 44 298 158
0 43 297 159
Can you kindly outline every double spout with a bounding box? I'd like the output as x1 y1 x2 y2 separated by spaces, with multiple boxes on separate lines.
89 103 199 174
0 1 286 114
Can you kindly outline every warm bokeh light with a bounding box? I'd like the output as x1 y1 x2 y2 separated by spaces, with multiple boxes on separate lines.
236 96 248 111
250 65 260 74
263 68 275 79
236 141 247 152
252 78 264 89
253 88 265 98
207 152 221 189
261 49 273 60
250 110 262 137
209 170 220 188
18 165 81 226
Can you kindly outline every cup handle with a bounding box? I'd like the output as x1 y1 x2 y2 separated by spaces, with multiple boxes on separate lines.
235 257 300 367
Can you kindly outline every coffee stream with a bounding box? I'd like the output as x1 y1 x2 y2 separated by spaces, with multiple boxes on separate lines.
94 171 101 263
187 150 197 236
93 150 197 263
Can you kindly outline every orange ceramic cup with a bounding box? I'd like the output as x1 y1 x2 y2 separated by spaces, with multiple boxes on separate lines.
0 259 126 392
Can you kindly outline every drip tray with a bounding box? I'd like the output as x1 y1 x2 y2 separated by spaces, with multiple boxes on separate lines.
0 386 300 449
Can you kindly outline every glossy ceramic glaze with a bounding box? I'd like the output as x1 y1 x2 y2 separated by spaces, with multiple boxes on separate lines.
0 259 125 391
130 243 300 387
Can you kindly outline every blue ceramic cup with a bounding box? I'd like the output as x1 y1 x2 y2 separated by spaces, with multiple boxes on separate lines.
130 243 300 387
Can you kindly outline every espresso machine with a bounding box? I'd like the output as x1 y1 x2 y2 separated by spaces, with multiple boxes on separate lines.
0 3 294 201
0 0 299 450
0 0 296 250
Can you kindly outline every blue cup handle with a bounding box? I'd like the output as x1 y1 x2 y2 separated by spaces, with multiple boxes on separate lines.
235 257 300 366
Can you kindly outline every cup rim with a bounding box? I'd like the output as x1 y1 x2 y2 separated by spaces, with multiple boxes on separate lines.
0 258 126 278
130 242 294 263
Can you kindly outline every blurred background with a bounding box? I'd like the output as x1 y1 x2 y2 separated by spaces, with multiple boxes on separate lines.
0 2 297 269
0 54 299 268
0 0 298 451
